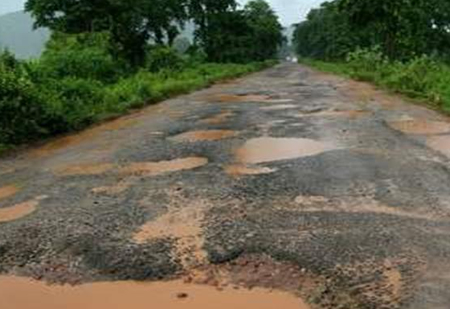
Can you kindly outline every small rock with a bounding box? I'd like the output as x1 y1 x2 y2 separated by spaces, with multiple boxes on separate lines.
176 292 189 299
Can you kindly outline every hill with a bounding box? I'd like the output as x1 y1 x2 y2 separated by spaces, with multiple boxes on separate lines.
0 11 49 59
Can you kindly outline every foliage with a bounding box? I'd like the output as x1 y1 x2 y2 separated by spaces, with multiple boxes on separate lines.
146 47 186 73
244 0 284 61
294 0 450 62
302 52 450 113
38 32 122 81
25 0 188 65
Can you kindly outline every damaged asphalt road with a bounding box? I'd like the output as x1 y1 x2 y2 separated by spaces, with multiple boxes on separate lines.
2 63 450 308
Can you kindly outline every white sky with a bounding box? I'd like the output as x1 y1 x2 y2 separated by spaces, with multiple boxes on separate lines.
1 0 326 26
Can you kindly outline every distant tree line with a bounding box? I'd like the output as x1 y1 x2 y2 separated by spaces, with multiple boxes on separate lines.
293 0 450 61
25 0 284 65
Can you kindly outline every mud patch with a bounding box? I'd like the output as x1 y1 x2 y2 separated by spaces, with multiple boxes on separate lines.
225 165 277 177
56 163 115 176
91 180 134 195
170 130 237 142
235 137 334 164
121 157 208 177
427 135 450 157
298 109 369 118
0 196 46 223
213 94 271 103
200 111 234 125
292 195 439 220
0 276 309 309
388 120 450 135
134 197 210 269
260 104 298 111
0 185 19 200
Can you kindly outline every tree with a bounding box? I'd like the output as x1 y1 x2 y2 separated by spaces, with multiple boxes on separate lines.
25 0 188 65
188 0 239 62
244 0 284 61
337 0 450 60
293 1 357 60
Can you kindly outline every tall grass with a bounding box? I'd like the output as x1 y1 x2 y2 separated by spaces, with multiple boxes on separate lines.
301 49 450 114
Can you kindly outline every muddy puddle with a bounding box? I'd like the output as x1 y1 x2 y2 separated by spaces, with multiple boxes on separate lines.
235 137 334 164
225 165 277 177
0 185 19 200
56 163 115 176
0 276 309 309
427 135 450 157
388 119 450 135
170 130 237 142
0 196 46 223
121 157 208 177
200 111 234 125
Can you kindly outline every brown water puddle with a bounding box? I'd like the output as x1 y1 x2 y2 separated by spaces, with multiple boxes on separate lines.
427 135 450 157
135 197 210 269
261 104 298 111
121 157 208 177
0 196 46 223
200 111 234 125
225 165 277 177
388 120 450 135
56 163 115 176
0 276 309 309
235 137 334 164
0 185 19 200
171 130 237 142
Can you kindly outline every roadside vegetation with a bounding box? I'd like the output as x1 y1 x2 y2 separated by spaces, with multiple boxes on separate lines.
0 0 283 150
293 0 450 113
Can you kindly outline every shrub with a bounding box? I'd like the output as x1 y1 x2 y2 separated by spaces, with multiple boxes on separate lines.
0 55 59 144
39 32 123 82
146 47 186 73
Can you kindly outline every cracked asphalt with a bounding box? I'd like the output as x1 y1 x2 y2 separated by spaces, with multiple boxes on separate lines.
2 63 450 308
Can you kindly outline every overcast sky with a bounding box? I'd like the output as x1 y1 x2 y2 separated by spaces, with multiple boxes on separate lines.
0 0 325 26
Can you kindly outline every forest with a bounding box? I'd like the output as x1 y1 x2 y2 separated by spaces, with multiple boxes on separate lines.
0 0 283 150
294 0 450 113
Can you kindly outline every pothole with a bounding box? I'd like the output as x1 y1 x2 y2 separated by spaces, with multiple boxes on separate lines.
170 130 237 142
427 135 450 157
134 195 210 269
224 165 277 177
120 157 208 177
388 120 450 135
91 179 134 195
56 163 115 176
213 94 271 103
0 185 19 200
0 276 309 309
0 195 46 223
235 137 335 164
200 111 234 125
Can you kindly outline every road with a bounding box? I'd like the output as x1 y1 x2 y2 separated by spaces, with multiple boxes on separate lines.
2 63 450 309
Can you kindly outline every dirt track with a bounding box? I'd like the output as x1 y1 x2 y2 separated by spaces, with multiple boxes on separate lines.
2 63 450 308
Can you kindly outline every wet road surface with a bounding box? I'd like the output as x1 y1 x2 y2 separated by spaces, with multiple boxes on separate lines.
2 63 450 308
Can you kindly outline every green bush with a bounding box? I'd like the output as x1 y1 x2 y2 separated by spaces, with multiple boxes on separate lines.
39 32 123 82
0 55 60 144
146 47 186 73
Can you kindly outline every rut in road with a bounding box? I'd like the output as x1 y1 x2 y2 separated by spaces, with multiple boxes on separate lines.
2 63 450 309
